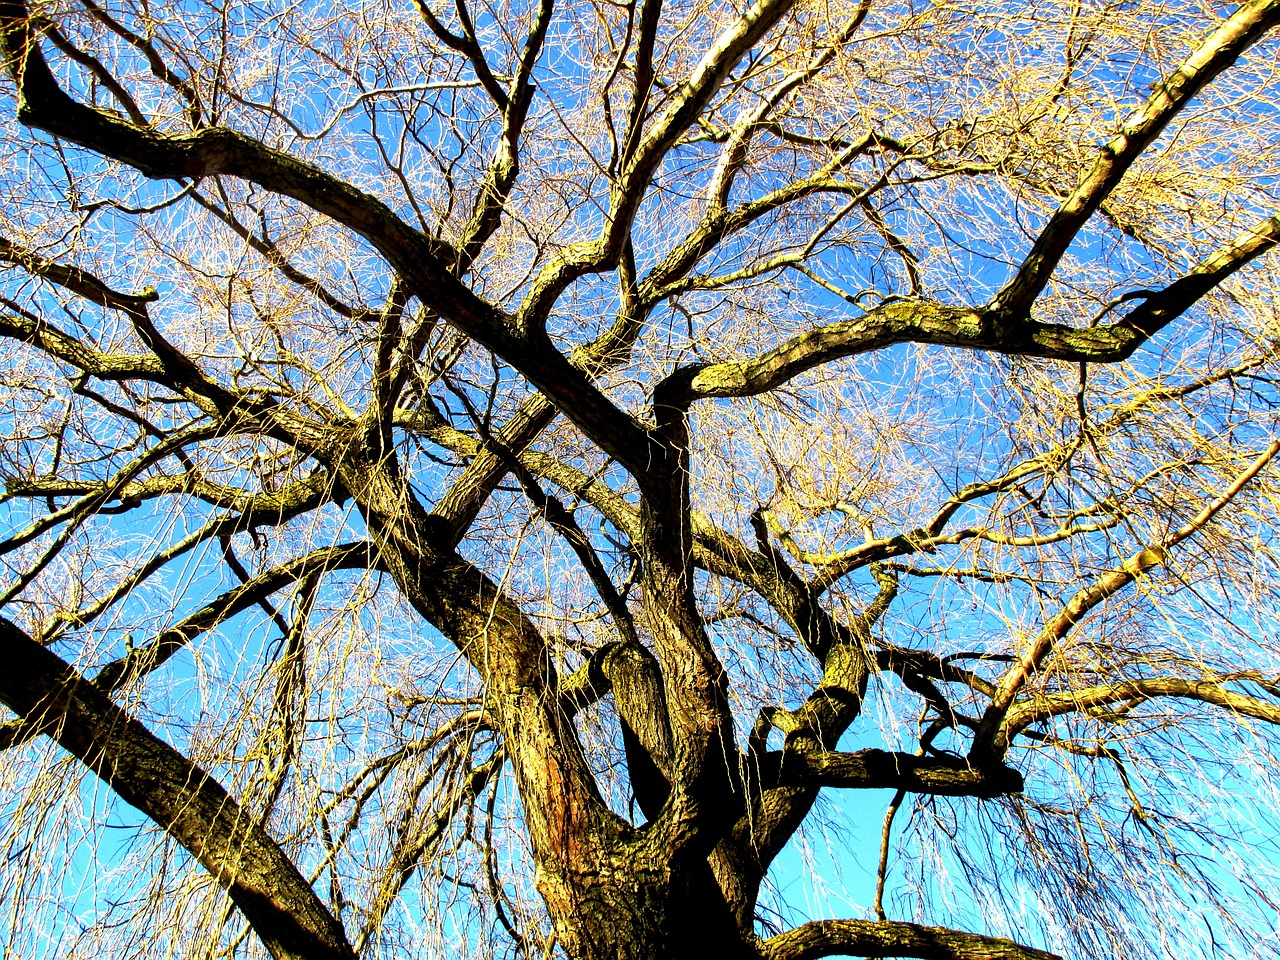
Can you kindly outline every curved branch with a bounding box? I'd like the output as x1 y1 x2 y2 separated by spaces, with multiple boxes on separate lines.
1005 675 1280 736
663 202 1280 408
975 439 1280 755
1 0 667 484
45 472 336 638
762 919 1061 960
0 418 219 563
516 0 805 321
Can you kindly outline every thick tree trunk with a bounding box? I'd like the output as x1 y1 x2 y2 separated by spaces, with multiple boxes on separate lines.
533 841 764 960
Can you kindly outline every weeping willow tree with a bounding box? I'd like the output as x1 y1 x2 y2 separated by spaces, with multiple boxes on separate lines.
1 0 1279 956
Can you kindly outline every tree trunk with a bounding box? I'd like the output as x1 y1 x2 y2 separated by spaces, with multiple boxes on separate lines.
532 840 764 960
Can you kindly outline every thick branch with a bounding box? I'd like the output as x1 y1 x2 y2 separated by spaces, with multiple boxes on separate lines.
0 309 164 381
664 204 1280 407
763 919 1061 960
0 5 659 482
0 617 356 960
770 748 1022 798
992 0 1280 314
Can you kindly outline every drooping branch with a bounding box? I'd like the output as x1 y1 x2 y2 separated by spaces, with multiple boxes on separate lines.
974 439 1280 756
38 472 338 640
0 541 375 751
1004 676 1280 735
92 541 375 694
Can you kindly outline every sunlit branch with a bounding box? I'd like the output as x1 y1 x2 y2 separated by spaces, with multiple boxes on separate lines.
702 0 872 213
762 918 1062 960
40 474 335 641
976 439 1280 757
516 0 805 322
451 0 554 270
663 209 1280 408
0 419 219 561
4 466 334 516
0 307 164 381
1005 676 1280 736
992 0 1280 315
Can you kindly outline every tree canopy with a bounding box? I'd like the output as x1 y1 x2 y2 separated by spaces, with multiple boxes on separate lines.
1 0 1279 957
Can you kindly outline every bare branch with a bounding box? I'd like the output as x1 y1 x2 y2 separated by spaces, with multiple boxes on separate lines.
992 0 1280 315
0 616 356 960
762 919 1062 960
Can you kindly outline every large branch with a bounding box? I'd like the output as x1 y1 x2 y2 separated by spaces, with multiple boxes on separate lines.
991 0 1280 315
771 748 1022 798
762 919 1061 960
1116 213 1280 337
0 308 164 381
0 1 654 478
662 219 1280 406
0 617 356 960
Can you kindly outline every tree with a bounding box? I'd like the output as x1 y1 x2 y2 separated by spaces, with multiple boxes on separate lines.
1 0 1279 955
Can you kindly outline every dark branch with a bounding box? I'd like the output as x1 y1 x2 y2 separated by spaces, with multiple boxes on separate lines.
770 748 1023 798
0 616 356 960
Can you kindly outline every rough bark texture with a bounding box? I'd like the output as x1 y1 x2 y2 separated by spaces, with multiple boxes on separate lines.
1 0 1279 958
